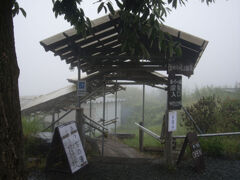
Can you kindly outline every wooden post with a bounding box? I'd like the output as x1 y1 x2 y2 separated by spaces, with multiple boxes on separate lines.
164 111 173 166
76 108 85 148
164 77 173 166
76 59 85 148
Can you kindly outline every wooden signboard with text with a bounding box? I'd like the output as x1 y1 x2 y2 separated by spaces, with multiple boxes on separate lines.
168 75 182 110
177 132 205 172
46 122 88 174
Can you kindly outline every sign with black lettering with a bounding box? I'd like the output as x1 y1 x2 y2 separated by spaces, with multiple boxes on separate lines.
46 122 88 174
177 132 205 172
187 132 205 172
168 63 194 77
168 75 182 110
58 122 88 173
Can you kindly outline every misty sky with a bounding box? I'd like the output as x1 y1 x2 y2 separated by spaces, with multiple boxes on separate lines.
14 0 240 96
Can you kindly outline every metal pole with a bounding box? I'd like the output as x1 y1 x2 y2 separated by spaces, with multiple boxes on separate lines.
142 84 145 125
182 106 203 134
89 99 92 136
139 84 145 151
90 99 92 118
102 83 106 156
114 80 117 135
78 60 81 107
76 59 85 148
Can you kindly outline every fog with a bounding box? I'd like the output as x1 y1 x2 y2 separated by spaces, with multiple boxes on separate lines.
14 0 240 96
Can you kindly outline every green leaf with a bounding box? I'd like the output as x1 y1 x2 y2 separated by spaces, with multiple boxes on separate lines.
107 2 115 15
19 8 27 17
97 2 104 14
103 6 107 13
116 0 123 9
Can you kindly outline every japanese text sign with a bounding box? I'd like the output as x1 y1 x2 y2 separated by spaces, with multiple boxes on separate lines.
168 75 182 110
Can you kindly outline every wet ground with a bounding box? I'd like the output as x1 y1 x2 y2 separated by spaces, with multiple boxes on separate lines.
29 156 240 180
28 136 240 180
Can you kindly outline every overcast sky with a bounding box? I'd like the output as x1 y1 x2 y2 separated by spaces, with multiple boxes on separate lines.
14 0 240 96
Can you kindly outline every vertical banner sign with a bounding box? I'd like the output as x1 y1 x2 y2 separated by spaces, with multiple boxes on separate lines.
77 80 87 97
168 111 177 132
58 122 88 173
168 75 182 110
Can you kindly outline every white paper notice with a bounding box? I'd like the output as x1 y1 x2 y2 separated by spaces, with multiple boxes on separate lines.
168 111 177 132
58 122 88 173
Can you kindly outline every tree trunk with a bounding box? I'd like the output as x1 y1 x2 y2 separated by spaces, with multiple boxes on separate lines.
0 1 25 179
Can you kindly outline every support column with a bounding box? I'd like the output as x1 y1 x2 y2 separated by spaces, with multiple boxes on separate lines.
89 99 92 136
164 83 173 166
102 83 106 156
114 80 117 135
76 59 85 148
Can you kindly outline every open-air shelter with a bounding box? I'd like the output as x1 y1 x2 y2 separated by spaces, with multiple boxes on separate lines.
40 13 208 165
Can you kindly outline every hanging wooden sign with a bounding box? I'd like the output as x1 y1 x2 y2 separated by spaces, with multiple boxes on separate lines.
168 63 194 77
177 132 205 172
46 122 88 174
168 75 182 110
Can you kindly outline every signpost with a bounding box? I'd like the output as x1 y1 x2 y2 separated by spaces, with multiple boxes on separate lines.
177 132 205 172
46 122 88 174
77 80 87 97
168 75 182 110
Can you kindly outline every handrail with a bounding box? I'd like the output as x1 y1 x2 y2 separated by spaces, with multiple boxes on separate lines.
173 131 240 139
104 120 117 126
41 109 73 132
135 122 161 142
84 120 107 134
82 114 108 130
135 122 240 141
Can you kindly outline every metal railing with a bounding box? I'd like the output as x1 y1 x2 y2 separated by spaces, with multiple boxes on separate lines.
135 122 161 142
135 122 240 140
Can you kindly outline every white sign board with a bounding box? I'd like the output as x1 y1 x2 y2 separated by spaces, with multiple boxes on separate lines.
168 111 177 132
77 80 87 97
58 122 88 173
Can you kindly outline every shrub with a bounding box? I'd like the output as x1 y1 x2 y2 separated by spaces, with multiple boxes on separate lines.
22 116 45 136
181 95 221 133
199 137 224 157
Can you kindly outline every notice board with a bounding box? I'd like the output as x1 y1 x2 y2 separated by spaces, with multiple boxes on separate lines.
168 75 182 110
58 122 88 173
46 122 88 174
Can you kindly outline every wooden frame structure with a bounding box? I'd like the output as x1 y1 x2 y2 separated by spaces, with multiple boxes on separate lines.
40 13 208 165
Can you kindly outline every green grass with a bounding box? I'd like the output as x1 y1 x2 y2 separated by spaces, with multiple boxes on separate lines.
22 116 45 136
